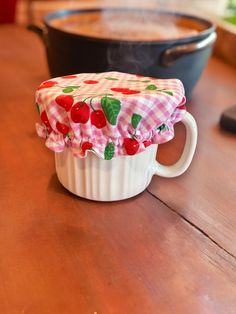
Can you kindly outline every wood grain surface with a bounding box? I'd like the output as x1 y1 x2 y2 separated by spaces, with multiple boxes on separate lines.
0 25 236 314
148 56 236 257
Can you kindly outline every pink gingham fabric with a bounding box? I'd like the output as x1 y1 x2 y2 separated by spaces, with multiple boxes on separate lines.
35 71 186 159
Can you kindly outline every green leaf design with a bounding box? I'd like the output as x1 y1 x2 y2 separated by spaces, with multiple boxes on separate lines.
36 103 40 114
62 87 74 93
69 85 80 89
62 86 80 93
105 77 119 81
101 96 121 125
157 124 168 132
163 90 173 96
131 113 142 129
145 84 157 90
127 79 151 83
104 142 115 160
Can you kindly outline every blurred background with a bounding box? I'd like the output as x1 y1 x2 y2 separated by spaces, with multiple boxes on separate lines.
1 0 236 70
0 0 235 26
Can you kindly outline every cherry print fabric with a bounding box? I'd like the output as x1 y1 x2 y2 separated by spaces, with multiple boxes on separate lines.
35 71 187 160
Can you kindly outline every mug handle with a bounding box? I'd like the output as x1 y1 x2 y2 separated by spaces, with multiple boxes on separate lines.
152 112 197 178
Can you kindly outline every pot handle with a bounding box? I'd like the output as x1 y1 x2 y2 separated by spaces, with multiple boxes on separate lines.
161 32 217 67
27 24 45 41
152 112 197 178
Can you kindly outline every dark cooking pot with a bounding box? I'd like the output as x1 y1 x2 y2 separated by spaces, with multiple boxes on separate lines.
29 8 216 97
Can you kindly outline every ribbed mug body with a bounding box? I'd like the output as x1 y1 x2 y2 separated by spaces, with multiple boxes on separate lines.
55 145 157 201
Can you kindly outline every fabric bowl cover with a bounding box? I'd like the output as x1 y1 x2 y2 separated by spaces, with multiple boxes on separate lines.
35 71 186 160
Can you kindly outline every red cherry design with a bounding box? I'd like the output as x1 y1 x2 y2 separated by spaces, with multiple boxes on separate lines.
71 101 90 123
37 80 57 90
111 87 130 92
81 141 93 153
41 110 52 134
143 140 152 148
122 90 140 95
62 75 77 79
110 87 140 95
83 80 99 84
55 95 74 111
178 105 186 110
91 110 107 129
56 121 70 135
41 110 50 127
47 126 52 134
124 138 140 155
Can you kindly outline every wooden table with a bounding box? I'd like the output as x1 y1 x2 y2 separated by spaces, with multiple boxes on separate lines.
0 25 236 314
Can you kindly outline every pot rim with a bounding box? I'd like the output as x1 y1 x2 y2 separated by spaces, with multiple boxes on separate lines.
44 7 216 45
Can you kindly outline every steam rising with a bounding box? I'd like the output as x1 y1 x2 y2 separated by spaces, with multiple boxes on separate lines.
107 43 156 75
100 3 185 74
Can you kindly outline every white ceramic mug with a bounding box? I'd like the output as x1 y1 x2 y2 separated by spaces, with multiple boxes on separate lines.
55 112 197 201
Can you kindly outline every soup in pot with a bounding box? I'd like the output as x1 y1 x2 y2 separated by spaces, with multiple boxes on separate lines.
49 11 203 41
